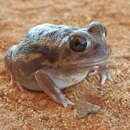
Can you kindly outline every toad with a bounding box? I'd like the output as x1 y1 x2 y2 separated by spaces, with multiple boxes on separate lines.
5 22 111 107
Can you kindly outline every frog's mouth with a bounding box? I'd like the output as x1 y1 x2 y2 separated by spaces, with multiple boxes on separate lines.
77 45 111 68
62 44 111 69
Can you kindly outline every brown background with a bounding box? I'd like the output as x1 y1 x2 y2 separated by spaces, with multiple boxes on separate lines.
0 0 130 129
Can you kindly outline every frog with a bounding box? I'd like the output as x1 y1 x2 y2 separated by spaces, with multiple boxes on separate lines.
5 21 111 107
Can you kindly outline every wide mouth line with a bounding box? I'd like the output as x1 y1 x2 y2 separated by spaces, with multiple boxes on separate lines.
76 51 109 66
77 58 110 68
77 47 111 67
62 45 111 68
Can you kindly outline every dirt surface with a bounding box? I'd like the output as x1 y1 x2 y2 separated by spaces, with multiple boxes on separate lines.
0 0 130 129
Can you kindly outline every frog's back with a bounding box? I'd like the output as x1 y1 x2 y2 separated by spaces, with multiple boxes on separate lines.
22 24 80 45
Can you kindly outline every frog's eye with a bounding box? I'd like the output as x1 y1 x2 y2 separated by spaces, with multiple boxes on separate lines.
70 37 87 52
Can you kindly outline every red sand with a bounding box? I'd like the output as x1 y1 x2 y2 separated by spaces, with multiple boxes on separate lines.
0 0 130 129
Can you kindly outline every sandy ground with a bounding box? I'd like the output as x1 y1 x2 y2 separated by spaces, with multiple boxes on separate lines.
0 0 130 129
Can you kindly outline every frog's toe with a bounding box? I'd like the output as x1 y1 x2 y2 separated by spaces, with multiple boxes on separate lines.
7 73 15 86
99 71 110 86
87 69 98 76
98 65 111 87
16 82 25 92
62 98 74 107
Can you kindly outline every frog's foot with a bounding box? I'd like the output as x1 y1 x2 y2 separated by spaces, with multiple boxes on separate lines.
8 73 15 86
57 94 74 107
16 82 24 92
35 69 74 107
88 65 110 87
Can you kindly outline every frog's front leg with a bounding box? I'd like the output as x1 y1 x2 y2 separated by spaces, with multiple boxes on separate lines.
87 64 110 86
35 69 74 107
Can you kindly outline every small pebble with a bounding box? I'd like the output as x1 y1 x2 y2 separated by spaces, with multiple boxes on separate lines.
40 116 49 121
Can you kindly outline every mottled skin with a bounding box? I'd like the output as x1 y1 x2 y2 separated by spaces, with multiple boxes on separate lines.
5 22 111 107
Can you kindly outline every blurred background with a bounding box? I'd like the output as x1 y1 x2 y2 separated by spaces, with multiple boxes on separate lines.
0 0 130 47
0 0 130 129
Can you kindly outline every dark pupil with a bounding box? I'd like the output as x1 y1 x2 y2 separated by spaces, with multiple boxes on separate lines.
70 37 87 52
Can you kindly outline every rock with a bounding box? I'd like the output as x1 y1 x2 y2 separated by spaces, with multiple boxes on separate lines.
76 100 101 119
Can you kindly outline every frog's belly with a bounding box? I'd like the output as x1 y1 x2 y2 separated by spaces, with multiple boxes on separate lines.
20 71 88 91
48 71 88 89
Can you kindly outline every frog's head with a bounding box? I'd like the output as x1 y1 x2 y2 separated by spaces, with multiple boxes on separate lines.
58 21 110 68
